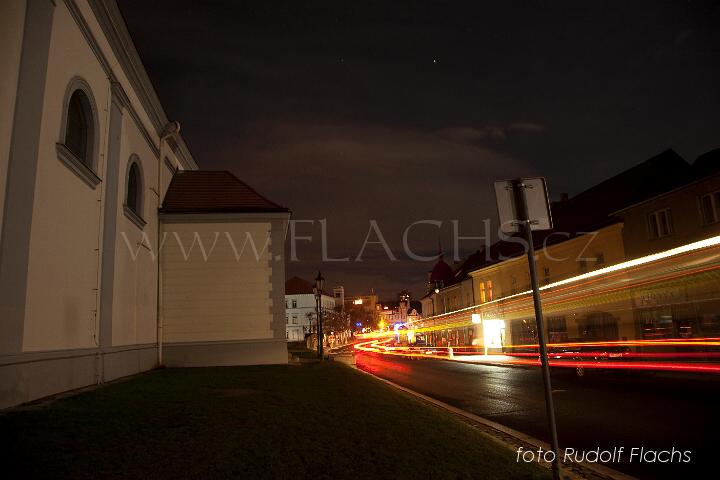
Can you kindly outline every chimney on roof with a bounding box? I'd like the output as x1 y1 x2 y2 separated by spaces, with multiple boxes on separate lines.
560 192 569 202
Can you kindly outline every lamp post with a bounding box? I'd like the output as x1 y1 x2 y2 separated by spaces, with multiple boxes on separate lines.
314 271 325 360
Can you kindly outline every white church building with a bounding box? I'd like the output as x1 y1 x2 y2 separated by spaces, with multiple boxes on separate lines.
0 0 290 408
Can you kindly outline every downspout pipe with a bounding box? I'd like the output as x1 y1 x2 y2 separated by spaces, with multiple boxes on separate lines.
157 121 180 367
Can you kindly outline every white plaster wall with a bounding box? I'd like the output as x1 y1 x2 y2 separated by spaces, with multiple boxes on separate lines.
111 113 161 346
73 0 158 153
0 0 27 244
162 221 274 342
23 4 109 352
23 1 196 353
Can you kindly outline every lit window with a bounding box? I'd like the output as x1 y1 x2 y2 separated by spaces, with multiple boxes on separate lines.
699 192 720 225
487 280 493 301
479 282 486 303
648 208 673 239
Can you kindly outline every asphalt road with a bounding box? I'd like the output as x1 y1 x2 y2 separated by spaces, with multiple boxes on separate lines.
354 352 720 479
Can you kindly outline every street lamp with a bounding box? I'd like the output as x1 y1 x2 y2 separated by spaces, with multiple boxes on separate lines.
314 271 325 360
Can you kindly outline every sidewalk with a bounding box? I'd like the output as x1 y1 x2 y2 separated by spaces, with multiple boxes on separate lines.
1 362 548 479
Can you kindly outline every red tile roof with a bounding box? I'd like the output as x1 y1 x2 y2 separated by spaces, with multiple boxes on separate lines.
161 170 289 214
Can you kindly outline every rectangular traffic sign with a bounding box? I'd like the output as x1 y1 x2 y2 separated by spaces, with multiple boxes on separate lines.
494 177 553 233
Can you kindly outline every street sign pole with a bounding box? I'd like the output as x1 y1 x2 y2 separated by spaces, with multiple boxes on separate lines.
318 296 324 359
511 178 562 480
315 292 324 360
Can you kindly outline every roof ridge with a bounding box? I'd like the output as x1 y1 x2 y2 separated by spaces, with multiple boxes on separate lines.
222 171 286 210
161 169 289 214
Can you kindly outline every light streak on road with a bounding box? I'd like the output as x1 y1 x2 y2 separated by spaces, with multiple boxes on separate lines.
420 234 720 324
354 338 720 373
353 235 720 374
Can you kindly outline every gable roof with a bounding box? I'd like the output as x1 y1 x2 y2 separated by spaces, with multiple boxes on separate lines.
551 148 691 231
692 147 720 179
161 170 289 214
429 256 454 284
455 149 693 282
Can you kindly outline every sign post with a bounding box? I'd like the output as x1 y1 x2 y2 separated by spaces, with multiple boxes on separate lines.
495 177 561 480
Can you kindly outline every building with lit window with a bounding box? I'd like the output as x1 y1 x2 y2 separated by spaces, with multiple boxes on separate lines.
378 291 421 327
419 147 720 351
284 277 335 342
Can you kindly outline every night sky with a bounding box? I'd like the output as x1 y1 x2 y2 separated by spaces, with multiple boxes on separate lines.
118 0 719 300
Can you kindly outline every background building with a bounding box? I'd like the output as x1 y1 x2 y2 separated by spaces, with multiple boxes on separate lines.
284 277 335 342
332 286 345 311
377 290 421 329
417 147 720 352
345 290 379 330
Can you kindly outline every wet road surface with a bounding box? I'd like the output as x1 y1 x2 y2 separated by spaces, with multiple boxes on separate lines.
355 352 720 479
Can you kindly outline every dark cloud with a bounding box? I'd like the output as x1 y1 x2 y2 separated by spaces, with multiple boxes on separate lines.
437 126 508 144
118 0 720 299
508 123 545 134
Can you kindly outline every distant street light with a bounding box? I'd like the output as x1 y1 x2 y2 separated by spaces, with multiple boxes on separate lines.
314 271 325 360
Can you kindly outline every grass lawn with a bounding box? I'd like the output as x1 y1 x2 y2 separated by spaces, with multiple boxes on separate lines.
1 362 548 479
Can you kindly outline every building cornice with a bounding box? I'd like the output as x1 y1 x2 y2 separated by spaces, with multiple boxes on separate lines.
467 223 625 279
79 0 198 170
611 171 720 216
160 212 291 223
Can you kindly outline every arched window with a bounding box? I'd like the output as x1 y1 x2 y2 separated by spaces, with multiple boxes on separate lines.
65 90 92 165
123 158 145 228
57 78 100 188
127 162 141 214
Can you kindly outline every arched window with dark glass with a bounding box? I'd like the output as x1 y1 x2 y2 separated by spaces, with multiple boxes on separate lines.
65 90 93 166
126 162 142 217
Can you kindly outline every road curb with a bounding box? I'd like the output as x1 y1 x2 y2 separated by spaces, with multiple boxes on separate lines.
352 363 638 480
